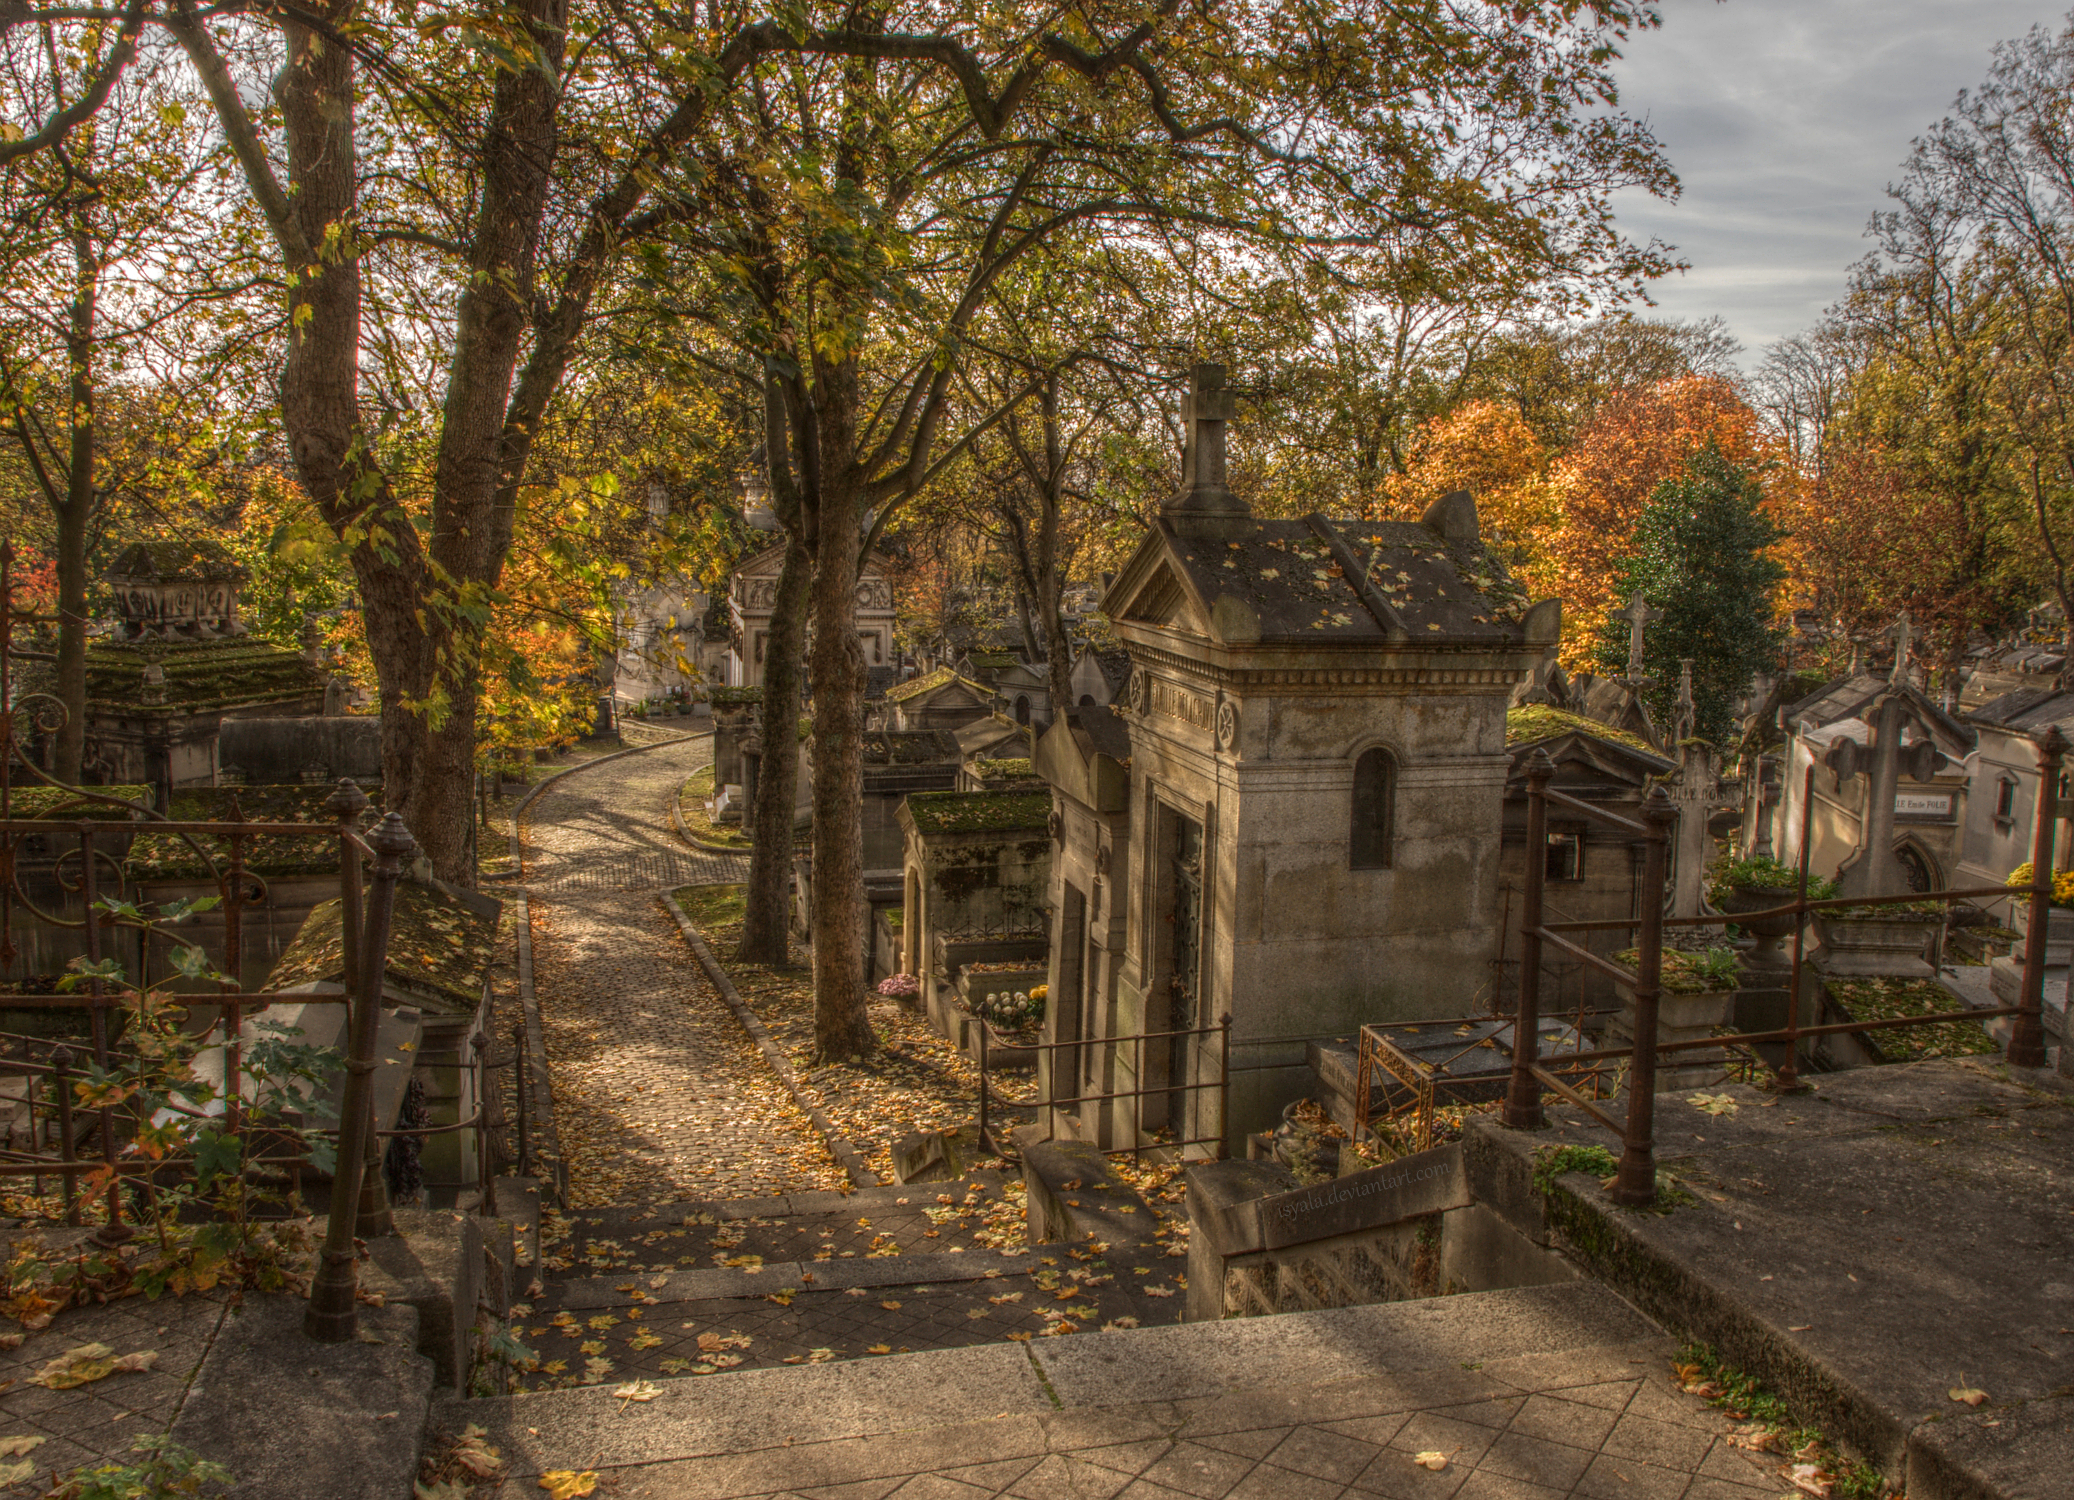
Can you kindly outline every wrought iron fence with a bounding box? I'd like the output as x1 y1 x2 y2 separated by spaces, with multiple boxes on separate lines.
1499 729 2064 1207
975 1011 1232 1161
0 540 421 1341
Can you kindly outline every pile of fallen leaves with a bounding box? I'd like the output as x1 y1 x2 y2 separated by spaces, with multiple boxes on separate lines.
1674 1346 1892 1498
684 886 1038 1180
0 1218 316 1340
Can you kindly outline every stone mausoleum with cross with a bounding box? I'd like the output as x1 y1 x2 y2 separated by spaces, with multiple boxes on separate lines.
1034 364 1563 1151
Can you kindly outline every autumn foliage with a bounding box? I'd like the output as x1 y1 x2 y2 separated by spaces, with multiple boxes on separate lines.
1385 376 1789 663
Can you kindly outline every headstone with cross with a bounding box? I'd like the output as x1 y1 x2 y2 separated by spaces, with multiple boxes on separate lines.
1667 740 1739 919
1828 684 1950 901
1614 591 1664 683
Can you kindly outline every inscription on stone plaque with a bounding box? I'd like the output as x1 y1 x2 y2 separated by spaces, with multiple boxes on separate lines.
1149 676 1216 731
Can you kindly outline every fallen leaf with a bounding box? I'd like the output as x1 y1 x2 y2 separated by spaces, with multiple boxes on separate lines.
0 1438 42 1459
880 1300 902 1311
1413 1452 1449 1471
1950 1386 1990 1407
111 1351 158 1374
0 1461 38 1488
629 1332 663 1351
867 1343 891 1354
613 1380 662 1408
538 1472 599 1499
30 1343 115 1389
449 1425 502 1478
1788 1462 1830 1496
1688 1092 1740 1117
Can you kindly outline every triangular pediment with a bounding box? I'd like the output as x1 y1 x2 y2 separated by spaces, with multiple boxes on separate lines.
1112 559 1207 635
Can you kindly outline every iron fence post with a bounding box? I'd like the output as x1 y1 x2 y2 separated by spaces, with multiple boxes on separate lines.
1614 786 1674 1208
306 811 414 1343
472 1031 497 1218
1504 749 1555 1129
50 1046 75 1225
1217 1013 1231 1160
2009 726 2066 1069
977 1019 989 1156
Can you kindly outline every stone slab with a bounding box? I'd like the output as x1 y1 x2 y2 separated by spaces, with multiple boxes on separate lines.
172 1294 433 1500
1465 1057 2074 1500
1255 1141 1472 1250
441 1340 1049 1475
1029 1281 1657 1407
548 1249 1038 1309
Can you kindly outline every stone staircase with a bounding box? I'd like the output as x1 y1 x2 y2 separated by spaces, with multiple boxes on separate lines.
434 1280 1731 1500
501 1176 1190 1390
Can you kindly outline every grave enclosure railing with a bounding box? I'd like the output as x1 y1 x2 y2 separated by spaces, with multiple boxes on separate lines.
1499 732 2064 1207
975 1013 1232 1162
0 540 430 1341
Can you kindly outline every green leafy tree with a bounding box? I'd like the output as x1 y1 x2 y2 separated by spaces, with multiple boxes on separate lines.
1590 444 1787 744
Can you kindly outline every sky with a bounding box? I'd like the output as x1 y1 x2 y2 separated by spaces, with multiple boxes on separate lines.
1604 0 2072 363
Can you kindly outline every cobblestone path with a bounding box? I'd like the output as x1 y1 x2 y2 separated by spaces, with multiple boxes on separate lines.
521 739 847 1206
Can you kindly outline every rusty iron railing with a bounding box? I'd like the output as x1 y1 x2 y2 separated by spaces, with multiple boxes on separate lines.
977 1011 1231 1161
0 541 416 1340
1502 729 2064 1207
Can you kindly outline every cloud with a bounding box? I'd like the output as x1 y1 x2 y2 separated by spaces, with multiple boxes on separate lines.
1604 0 2070 359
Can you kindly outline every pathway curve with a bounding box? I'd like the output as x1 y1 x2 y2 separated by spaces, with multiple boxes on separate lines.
520 737 846 1206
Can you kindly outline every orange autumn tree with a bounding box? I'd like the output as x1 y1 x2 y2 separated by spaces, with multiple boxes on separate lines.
1384 400 1563 600
1548 376 1778 661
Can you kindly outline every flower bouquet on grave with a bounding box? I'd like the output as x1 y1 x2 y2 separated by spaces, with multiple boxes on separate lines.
967 989 1045 1040
874 972 920 999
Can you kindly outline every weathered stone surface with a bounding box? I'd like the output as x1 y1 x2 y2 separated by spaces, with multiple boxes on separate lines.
1466 1057 2074 1500
173 1295 433 1500
1254 1142 1472 1250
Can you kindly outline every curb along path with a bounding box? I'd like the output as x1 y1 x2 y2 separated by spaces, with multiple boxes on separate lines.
514 735 846 1206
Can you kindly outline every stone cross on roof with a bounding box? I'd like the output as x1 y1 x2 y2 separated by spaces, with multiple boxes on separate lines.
1888 613 1913 686
1614 591 1664 682
1169 362 1244 518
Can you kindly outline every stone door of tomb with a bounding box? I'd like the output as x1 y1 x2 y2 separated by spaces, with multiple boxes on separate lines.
1165 813 1205 1130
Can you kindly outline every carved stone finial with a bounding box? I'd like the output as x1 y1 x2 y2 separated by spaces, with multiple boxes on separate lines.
1888 613 1913 687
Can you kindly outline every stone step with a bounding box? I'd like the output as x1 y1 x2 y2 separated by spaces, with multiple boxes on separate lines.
538 1246 1040 1312
442 1281 1672 1493
539 1174 1025 1281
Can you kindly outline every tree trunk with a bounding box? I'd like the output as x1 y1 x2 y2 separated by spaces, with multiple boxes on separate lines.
739 534 810 964
52 225 96 785
806 371 875 1062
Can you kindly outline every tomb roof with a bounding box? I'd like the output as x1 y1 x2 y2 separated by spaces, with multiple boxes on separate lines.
903 789 1050 835
1103 511 1556 651
860 729 961 765
1969 685 2074 737
17 637 326 715
1504 705 1663 760
954 714 1030 759
886 666 990 704
1784 673 1972 755
266 876 500 1013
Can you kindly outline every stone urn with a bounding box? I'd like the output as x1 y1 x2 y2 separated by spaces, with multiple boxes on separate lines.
1721 885 1800 973
1811 910 1941 978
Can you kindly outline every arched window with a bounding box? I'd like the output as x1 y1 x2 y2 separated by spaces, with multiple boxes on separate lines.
1350 748 1395 869
1014 695 1031 724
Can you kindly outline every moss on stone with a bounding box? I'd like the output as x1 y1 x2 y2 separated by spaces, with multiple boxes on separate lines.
1505 704 1657 756
906 790 1051 835
266 879 496 1011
